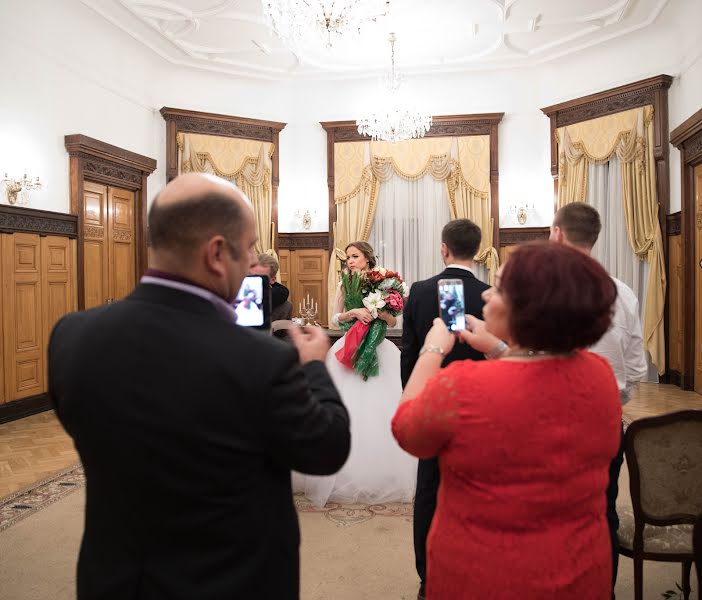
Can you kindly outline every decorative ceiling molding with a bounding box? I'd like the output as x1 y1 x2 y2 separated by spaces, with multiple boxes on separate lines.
80 0 672 81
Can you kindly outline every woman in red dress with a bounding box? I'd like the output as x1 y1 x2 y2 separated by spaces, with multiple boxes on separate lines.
392 242 621 600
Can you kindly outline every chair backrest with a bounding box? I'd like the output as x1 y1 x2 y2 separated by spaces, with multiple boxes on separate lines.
695 512 702 584
625 410 702 526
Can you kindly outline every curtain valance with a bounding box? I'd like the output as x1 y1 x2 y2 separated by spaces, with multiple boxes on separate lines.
177 132 276 257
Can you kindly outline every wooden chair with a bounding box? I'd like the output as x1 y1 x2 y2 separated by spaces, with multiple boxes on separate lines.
694 512 702 589
618 410 702 600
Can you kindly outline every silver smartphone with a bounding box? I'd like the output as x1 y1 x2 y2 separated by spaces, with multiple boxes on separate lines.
437 278 466 332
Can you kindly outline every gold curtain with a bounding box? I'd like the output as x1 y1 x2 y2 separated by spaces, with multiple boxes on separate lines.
327 142 380 327
178 133 276 258
556 107 665 373
328 136 496 325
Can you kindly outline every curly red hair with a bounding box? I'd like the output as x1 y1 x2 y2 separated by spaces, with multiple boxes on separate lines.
500 242 617 353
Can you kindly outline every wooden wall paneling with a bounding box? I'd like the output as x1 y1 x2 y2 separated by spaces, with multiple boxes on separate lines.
0 237 3 404
320 114 504 256
0 207 78 421
65 135 156 309
41 236 74 385
498 226 551 264
667 230 683 373
671 107 702 390
288 249 329 327
2 234 44 401
278 249 290 289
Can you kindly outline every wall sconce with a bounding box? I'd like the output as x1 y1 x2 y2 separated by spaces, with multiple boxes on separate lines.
2 172 42 206
294 209 316 230
508 202 535 225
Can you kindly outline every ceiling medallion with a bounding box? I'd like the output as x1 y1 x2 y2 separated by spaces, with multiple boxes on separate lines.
356 33 432 143
261 0 390 51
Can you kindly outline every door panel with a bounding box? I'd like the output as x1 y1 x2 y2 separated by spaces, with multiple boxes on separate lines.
83 182 109 309
694 164 702 394
2 234 44 400
289 249 329 326
107 187 136 302
41 236 74 384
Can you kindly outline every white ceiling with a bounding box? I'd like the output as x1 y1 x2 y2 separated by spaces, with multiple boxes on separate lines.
80 0 671 80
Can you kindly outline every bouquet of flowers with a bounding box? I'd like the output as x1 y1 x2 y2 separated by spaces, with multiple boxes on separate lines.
336 267 408 380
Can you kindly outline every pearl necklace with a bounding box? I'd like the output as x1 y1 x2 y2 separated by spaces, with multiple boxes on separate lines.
507 349 575 358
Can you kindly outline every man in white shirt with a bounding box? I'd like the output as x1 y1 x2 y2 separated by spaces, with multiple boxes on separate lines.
550 201 647 597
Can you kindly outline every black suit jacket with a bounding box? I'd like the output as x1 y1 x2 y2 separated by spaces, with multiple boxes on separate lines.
401 267 490 387
48 283 350 600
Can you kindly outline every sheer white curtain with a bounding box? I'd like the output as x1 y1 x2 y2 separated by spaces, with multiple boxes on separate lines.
586 154 657 381
368 173 451 287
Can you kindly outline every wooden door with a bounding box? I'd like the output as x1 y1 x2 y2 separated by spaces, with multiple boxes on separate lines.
667 234 684 373
107 186 136 301
695 164 702 394
41 236 74 383
2 234 44 401
83 182 136 308
289 249 329 326
83 181 110 309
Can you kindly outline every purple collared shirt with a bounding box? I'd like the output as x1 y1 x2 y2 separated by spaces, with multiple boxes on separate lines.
140 269 237 323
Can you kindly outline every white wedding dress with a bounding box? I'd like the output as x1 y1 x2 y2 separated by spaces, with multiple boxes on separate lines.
293 288 417 508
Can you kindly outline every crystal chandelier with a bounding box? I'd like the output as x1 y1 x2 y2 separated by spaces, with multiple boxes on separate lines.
356 33 432 143
261 0 390 51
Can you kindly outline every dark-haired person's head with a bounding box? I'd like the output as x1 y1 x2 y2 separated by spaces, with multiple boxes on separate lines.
482 242 617 354
550 202 601 251
441 219 482 263
148 173 258 302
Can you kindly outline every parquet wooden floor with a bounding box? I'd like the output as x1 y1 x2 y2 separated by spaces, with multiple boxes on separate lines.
0 382 701 499
0 411 79 498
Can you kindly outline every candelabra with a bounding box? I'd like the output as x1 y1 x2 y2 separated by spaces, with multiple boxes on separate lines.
2 172 42 206
508 202 535 225
299 294 318 325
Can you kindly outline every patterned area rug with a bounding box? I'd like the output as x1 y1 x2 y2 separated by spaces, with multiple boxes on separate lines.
0 464 85 532
0 465 412 532
294 494 413 527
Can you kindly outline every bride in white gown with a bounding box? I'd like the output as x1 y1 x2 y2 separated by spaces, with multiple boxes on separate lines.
294 241 417 508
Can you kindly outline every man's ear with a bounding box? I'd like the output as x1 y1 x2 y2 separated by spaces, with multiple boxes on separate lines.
204 236 227 277
550 226 564 243
440 242 449 257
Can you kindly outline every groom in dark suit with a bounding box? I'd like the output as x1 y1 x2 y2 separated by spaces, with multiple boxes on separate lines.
401 219 490 600
48 173 350 600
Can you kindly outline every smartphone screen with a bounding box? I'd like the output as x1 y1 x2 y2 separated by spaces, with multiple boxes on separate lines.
437 278 466 332
234 275 271 329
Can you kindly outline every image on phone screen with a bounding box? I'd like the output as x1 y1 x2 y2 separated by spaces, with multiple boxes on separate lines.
438 279 466 332
234 275 267 327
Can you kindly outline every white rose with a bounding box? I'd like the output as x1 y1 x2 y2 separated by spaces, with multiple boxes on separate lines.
362 291 386 319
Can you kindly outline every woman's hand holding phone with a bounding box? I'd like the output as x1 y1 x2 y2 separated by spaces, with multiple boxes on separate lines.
459 315 502 354
424 318 457 356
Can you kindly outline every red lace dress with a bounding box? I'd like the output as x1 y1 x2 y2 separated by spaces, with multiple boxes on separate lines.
392 351 621 600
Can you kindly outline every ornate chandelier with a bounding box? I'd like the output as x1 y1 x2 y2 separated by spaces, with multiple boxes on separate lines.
261 0 390 50
356 33 432 143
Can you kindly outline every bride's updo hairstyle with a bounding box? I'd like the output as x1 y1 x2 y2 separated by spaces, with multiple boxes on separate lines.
345 241 377 270
500 241 617 353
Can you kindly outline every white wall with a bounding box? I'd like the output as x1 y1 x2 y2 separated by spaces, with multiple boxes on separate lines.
669 50 702 213
0 0 164 214
1 0 700 229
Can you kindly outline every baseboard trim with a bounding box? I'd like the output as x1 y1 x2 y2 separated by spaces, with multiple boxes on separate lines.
661 370 683 388
0 394 52 424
